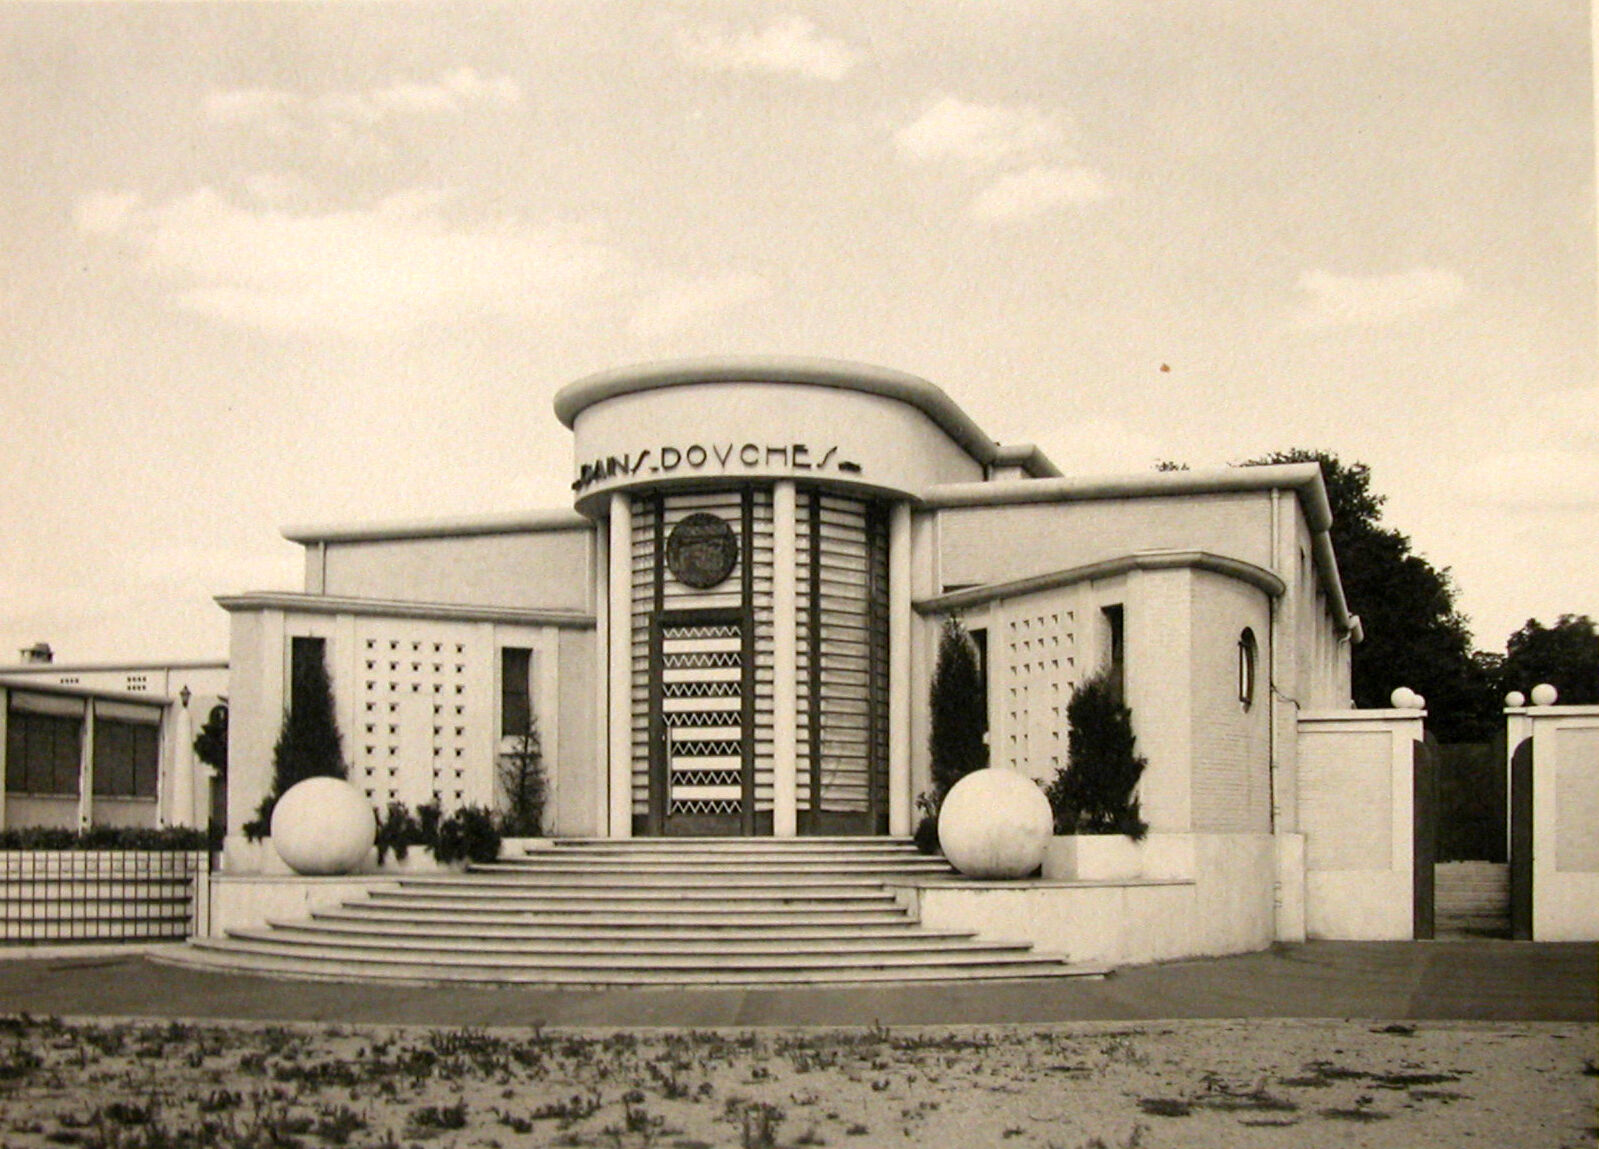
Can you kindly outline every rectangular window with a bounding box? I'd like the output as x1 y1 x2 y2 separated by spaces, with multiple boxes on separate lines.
290 636 327 718
500 648 533 738
1102 604 1125 702
5 709 82 795
92 718 159 799
968 626 990 740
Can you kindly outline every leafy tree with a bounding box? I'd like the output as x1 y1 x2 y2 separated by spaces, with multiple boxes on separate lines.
1498 614 1599 704
1241 450 1498 742
192 703 228 779
1046 671 1148 839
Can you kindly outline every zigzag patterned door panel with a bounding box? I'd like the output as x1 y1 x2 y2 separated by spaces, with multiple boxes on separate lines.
652 613 753 835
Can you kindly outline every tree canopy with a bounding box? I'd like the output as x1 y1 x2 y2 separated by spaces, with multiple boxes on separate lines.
1242 450 1498 741
1497 614 1599 704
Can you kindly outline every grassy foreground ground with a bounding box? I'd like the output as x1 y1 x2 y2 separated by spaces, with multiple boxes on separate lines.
0 1014 1593 1149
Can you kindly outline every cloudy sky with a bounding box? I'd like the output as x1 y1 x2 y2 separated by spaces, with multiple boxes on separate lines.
1 2 1593 668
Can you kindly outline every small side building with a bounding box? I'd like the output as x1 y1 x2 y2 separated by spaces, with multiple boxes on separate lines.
0 658 228 832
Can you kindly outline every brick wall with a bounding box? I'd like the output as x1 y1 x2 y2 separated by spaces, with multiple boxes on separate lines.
1188 574 1271 833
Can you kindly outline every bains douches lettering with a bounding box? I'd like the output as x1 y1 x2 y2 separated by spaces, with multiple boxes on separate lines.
572 442 861 493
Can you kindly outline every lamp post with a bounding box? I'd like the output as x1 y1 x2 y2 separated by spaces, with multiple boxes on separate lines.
172 684 195 828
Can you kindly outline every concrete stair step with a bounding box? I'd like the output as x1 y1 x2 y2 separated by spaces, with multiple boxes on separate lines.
303 913 954 941
543 836 917 847
163 943 1107 987
397 872 919 891
246 925 1020 957
183 935 1084 974
532 841 927 859
161 835 1102 988
370 888 901 901
473 860 953 878
363 891 902 911
318 905 916 926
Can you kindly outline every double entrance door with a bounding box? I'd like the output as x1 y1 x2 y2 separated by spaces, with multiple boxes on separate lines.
649 608 758 836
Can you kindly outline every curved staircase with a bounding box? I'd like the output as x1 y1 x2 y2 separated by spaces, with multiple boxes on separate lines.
159 838 1107 988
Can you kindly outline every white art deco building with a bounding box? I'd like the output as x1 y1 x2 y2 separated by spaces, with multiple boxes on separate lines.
221 357 1358 855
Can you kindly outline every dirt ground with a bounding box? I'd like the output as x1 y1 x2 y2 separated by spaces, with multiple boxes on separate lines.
0 1014 1592 1149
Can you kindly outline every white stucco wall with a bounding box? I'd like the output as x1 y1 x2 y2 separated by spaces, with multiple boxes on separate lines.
1297 709 1421 939
936 492 1275 593
316 529 592 612
911 832 1277 965
1511 707 1599 941
1188 573 1272 833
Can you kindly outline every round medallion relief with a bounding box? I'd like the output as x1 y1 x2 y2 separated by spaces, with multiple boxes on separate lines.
666 513 739 589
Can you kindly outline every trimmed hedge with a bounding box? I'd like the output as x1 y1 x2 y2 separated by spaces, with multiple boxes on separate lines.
0 825 218 852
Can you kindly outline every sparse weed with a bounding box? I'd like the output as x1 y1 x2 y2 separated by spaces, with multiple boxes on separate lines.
531 1091 604 1124
407 1099 468 1135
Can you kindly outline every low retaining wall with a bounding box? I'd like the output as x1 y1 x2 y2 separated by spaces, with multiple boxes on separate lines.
898 832 1278 966
206 875 402 939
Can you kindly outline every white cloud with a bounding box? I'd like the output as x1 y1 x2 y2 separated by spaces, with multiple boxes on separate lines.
677 15 859 81
72 191 141 236
895 95 1065 169
1292 267 1467 328
204 68 522 136
1456 447 1599 510
74 185 762 341
970 164 1109 223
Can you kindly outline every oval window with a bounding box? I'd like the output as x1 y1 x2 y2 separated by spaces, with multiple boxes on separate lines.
1238 627 1258 710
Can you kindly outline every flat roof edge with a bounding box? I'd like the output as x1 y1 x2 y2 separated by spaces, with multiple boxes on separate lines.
283 510 591 544
0 659 227 675
924 462 1330 524
216 592 596 629
914 550 1286 614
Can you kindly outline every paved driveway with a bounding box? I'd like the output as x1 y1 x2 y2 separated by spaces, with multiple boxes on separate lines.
0 941 1591 1028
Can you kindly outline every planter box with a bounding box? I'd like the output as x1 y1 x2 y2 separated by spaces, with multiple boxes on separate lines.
1042 833 1197 881
1043 835 1145 881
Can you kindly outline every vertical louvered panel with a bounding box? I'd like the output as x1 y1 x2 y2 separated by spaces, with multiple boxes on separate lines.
799 491 890 832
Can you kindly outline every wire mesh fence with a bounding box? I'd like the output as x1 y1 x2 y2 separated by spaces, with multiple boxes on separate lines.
0 850 207 944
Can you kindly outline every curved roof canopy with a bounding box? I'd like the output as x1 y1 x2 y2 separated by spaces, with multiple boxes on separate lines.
553 355 1060 477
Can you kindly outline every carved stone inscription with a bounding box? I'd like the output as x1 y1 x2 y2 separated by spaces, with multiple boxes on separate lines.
665 513 739 589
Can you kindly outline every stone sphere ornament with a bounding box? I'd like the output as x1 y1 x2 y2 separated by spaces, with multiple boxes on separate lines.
1505 691 1526 708
937 767 1054 879
271 776 375 875
1390 687 1418 709
1530 683 1559 707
